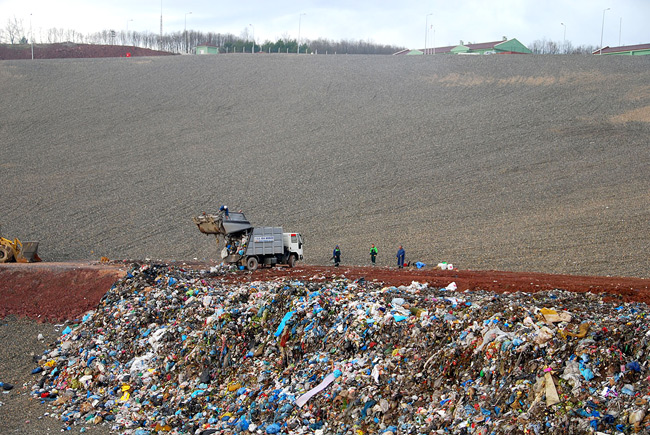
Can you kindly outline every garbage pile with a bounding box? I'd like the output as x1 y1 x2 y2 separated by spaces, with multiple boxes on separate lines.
31 263 650 434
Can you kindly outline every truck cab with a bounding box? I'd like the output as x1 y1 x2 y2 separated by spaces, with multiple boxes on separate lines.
283 232 304 264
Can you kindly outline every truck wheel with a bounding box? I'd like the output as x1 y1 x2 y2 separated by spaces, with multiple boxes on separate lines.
288 254 297 268
0 245 14 263
246 256 259 271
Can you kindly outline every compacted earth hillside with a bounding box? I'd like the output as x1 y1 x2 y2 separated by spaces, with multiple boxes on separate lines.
1 53 648 277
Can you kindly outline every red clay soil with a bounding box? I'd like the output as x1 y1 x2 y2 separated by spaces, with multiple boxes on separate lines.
1 262 648 322
0 262 126 322
222 265 650 304
0 43 175 60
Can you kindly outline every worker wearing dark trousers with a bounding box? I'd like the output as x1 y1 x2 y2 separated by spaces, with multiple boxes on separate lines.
370 244 378 265
396 245 405 268
333 245 341 267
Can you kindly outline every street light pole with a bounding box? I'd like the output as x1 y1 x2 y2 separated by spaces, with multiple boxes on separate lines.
560 22 566 53
159 0 163 50
425 13 432 54
599 7 610 55
619 17 622 46
185 12 192 53
126 19 133 46
298 13 306 54
433 29 436 54
30 13 33 59
249 23 254 53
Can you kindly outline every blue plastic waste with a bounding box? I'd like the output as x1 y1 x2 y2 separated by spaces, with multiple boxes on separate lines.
274 311 296 336
266 423 281 434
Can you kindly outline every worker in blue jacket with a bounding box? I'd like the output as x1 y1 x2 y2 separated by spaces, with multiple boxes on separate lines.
332 245 341 267
396 245 405 268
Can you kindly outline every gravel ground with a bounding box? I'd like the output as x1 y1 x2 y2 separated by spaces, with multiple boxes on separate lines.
0 317 113 434
1 54 649 277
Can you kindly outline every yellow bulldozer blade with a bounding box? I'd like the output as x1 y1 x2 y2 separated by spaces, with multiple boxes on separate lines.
16 241 41 263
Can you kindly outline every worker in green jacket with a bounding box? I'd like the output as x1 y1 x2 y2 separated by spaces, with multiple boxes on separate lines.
370 244 378 265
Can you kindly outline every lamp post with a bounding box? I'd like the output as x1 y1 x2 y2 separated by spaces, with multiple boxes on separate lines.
618 17 622 46
599 7 610 55
30 13 33 59
298 13 306 54
159 0 163 50
433 28 436 54
560 22 566 53
249 23 254 53
425 13 432 54
126 19 133 46
185 12 192 53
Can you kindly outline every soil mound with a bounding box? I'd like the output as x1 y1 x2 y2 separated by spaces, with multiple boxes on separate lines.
0 263 126 321
0 42 175 59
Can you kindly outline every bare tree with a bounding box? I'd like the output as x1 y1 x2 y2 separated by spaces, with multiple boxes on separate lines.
131 31 142 48
530 38 600 55
5 16 24 44
573 44 598 55
240 27 251 42
563 40 574 54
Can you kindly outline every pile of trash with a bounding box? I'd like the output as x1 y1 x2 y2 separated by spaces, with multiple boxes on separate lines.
31 263 650 434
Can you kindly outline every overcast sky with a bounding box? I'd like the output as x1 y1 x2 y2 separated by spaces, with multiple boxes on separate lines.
3 0 648 49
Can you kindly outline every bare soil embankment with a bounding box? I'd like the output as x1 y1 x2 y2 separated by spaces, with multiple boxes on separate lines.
0 42 174 59
1 263 649 322
2 55 648 278
0 262 126 321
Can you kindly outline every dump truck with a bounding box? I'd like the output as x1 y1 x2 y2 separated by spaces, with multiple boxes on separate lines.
192 209 303 270
0 228 41 263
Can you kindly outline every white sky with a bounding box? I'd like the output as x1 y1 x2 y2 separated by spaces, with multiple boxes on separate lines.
2 0 648 49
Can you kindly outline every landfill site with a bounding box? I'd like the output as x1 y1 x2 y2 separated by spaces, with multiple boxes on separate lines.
1 54 649 434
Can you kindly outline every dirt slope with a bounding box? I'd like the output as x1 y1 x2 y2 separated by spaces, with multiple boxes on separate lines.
0 42 174 59
1 54 648 277
0 263 126 321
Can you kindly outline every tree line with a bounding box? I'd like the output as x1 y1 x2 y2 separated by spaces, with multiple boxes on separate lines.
2 16 602 55
1 17 404 55
528 38 598 54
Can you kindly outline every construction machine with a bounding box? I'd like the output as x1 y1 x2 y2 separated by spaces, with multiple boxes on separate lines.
192 208 303 271
0 226 41 263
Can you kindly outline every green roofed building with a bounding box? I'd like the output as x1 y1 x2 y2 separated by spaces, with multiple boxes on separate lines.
593 43 650 56
196 45 219 55
394 38 532 55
